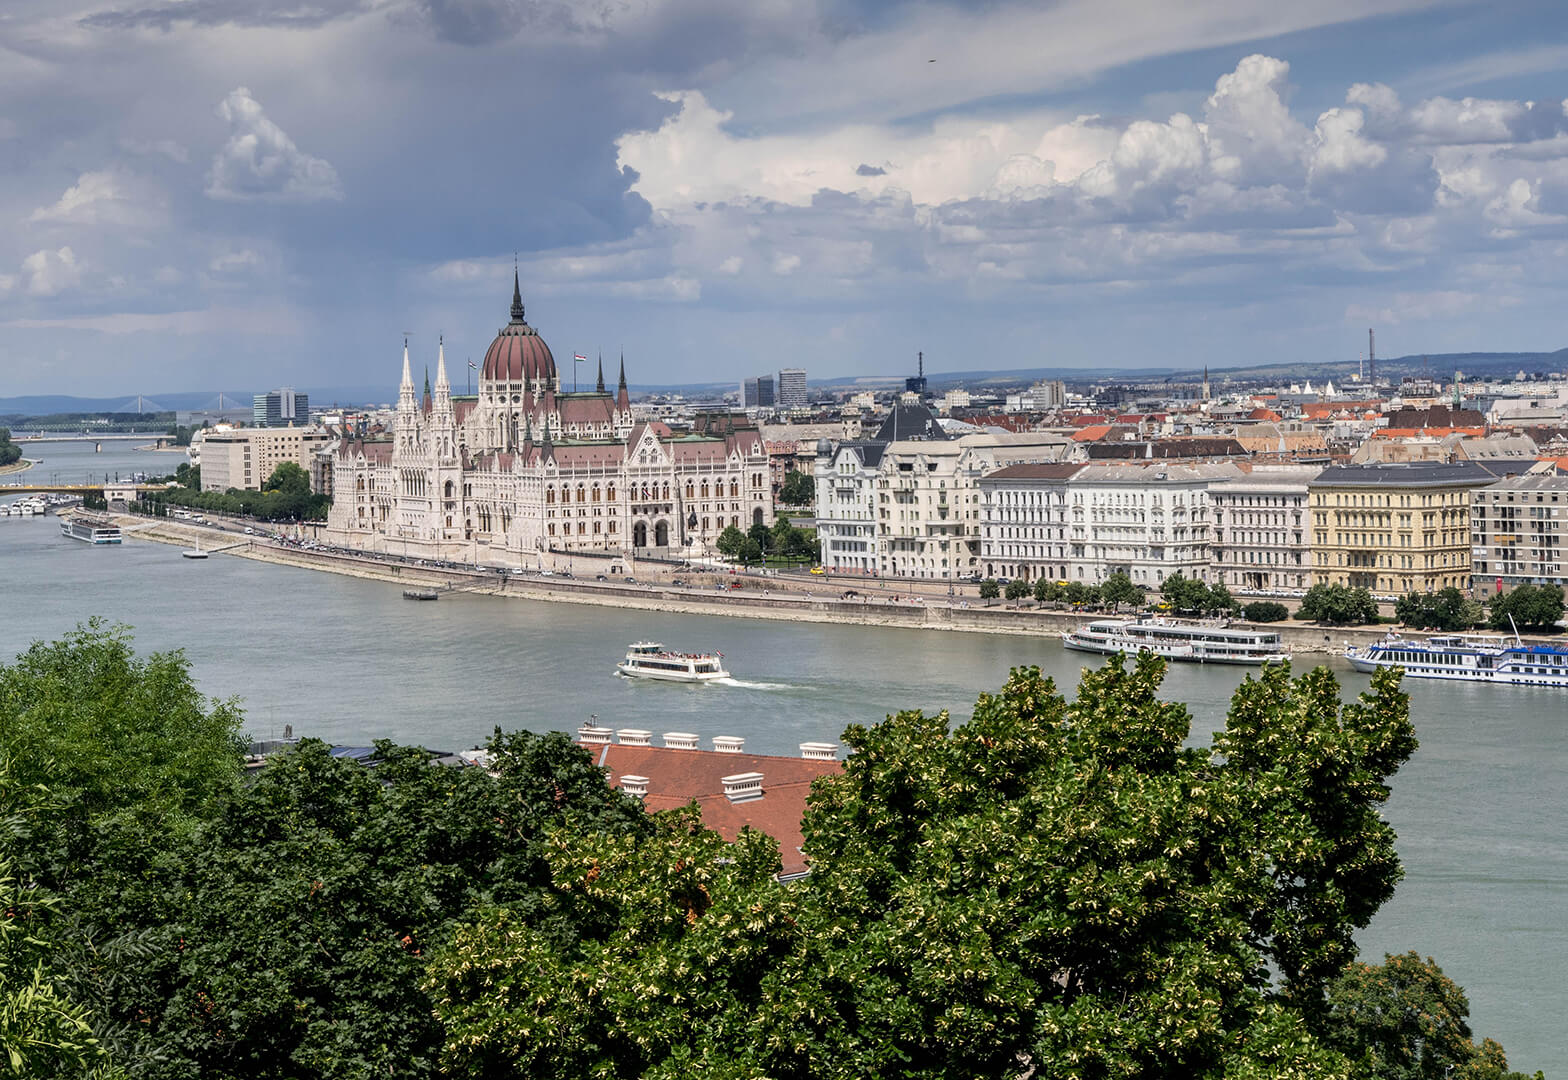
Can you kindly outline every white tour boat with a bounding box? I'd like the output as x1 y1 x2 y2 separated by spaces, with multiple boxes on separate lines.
1063 617 1291 665
60 512 122 545
1346 631 1568 688
616 641 730 682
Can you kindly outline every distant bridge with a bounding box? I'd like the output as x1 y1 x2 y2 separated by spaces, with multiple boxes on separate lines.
15 434 167 443
2 483 158 495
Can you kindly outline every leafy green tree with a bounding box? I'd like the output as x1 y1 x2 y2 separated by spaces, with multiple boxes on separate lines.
421 656 1470 1079
715 525 745 558
1100 571 1144 609
738 537 763 564
1396 588 1480 631
173 461 200 489
1033 577 1060 604
1207 581 1239 615
779 470 815 506
1242 600 1290 623
978 578 1000 600
1004 579 1031 600
0 427 20 467
747 521 773 554
1063 580 1100 607
1323 952 1542 1080
1489 584 1565 634
1299 584 1380 626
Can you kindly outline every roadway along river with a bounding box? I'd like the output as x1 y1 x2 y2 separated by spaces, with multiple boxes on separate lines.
1 441 1563 1075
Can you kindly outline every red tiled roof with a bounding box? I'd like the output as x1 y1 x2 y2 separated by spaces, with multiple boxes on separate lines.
1071 424 1114 442
591 745 841 878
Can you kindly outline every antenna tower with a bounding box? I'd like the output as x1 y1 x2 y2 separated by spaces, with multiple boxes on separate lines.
1368 328 1376 387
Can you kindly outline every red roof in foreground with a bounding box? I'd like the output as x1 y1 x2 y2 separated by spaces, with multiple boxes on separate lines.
590 744 842 878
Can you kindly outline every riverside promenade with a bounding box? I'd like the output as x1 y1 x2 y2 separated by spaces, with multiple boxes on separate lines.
104 512 1410 655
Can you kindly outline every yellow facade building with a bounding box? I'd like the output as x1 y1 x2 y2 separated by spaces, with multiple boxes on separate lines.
1308 462 1498 595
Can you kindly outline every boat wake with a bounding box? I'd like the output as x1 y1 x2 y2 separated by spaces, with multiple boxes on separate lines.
712 677 800 691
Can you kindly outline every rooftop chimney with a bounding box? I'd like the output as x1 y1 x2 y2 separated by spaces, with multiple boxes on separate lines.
799 742 840 761
577 722 613 746
616 729 652 747
713 736 745 753
662 732 699 750
721 772 764 803
619 775 649 798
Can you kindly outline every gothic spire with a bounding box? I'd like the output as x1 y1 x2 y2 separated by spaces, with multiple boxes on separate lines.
435 335 449 391
596 352 605 394
617 352 627 390
399 337 413 390
510 261 525 323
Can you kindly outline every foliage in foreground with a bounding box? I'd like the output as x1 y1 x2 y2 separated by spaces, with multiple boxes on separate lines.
0 625 1545 1080
1488 584 1565 634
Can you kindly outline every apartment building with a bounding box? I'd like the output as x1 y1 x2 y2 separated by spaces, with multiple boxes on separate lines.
813 440 884 575
1308 461 1497 594
1470 473 1568 599
200 426 333 493
1065 463 1240 586
978 463 1086 581
1209 465 1320 591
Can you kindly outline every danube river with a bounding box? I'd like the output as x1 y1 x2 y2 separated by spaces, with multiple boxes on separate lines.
1 440 1563 1075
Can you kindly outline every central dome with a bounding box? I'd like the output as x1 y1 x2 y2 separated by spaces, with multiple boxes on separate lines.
481 272 557 385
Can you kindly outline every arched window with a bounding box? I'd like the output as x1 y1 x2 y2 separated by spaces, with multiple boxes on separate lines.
729 480 738 497
606 485 615 501
701 482 710 498
577 484 586 503
592 484 601 503
686 481 695 499
662 482 670 500
545 487 555 504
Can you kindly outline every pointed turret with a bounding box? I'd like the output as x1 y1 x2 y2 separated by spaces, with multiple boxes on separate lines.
400 338 413 393
616 352 630 411
435 336 450 393
596 353 606 394
510 266 525 324
422 365 432 413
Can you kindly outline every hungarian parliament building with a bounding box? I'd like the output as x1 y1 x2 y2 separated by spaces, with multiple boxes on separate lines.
322 276 773 563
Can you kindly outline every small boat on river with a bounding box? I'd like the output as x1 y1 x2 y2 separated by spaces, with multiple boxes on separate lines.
402 589 439 601
1062 616 1290 665
616 641 729 682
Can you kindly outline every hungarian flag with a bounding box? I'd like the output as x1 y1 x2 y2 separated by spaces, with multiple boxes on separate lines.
574 353 588 363
468 360 476 370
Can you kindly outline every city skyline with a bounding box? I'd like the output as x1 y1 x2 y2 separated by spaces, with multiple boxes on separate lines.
3 0 1568 396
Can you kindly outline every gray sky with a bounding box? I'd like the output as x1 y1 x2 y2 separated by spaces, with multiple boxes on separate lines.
3 0 1568 397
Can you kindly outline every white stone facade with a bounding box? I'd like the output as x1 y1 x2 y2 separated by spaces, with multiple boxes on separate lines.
978 463 1085 582
1209 466 1319 590
1065 463 1241 586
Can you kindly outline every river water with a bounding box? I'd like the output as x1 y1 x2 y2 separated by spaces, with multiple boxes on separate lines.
1 442 1562 1075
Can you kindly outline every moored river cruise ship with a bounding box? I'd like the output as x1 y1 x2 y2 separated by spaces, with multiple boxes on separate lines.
1062 617 1291 665
616 641 730 682
60 512 122 545
1345 633 1568 688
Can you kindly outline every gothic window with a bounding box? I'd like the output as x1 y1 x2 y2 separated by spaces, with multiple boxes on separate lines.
607 485 615 501
546 488 555 504
548 523 556 536
577 484 586 503
444 480 454 499
701 482 710 498
729 480 738 497
686 481 695 499
592 485 601 503
662 482 670 500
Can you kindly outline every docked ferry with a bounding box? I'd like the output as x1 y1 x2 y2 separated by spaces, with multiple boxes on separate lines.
1345 633 1568 687
60 512 122 545
616 641 729 682
1062 617 1290 665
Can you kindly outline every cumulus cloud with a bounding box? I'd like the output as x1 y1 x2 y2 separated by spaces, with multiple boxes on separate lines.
205 88 343 203
18 247 84 297
29 169 164 227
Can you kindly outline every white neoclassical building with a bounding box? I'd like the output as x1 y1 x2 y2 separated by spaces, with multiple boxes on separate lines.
978 463 1086 582
1208 465 1320 591
1065 463 1241 586
323 277 773 564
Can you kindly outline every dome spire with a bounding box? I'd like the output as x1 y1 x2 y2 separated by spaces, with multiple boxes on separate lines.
510 255 525 324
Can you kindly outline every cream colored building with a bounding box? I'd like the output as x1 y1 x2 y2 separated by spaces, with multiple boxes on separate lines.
1308 462 1498 594
200 426 332 493
877 432 1075 580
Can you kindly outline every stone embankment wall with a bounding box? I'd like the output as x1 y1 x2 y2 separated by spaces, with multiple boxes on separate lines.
112 515 1539 656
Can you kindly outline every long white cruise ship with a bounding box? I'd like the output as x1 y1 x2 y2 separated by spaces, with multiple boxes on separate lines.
616 641 730 682
1062 617 1290 665
1346 633 1568 688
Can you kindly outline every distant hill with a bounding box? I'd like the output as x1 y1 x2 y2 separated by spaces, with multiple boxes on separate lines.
4 347 1564 415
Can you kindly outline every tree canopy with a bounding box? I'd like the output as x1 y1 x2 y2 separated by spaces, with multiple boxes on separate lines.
1488 584 1565 634
778 469 815 506
0 427 21 467
1298 584 1381 626
1160 572 1238 615
1396 587 1481 631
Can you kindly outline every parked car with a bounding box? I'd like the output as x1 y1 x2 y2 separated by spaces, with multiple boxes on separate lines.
596 573 609 581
